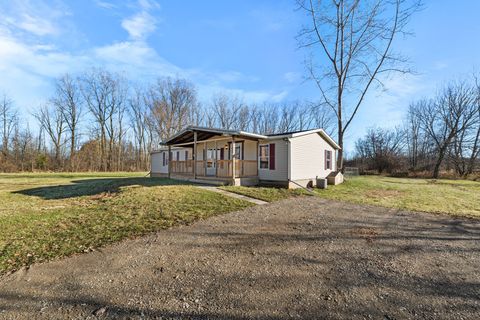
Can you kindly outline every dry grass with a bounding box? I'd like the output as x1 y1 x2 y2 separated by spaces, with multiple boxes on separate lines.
222 176 479 217
0 173 252 274
316 176 480 217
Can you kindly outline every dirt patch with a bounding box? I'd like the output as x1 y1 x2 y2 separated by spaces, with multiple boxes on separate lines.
89 192 114 201
351 227 379 243
1 197 479 319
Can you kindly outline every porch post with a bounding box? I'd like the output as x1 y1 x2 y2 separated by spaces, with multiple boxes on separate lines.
215 140 218 177
193 131 197 179
256 140 259 176
204 141 207 176
232 136 236 180
167 145 171 178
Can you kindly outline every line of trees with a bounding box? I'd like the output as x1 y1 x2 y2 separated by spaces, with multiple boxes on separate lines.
351 76 480 178
0 68 334 173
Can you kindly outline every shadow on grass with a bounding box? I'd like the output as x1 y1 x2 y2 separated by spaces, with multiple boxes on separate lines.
13 177 189 200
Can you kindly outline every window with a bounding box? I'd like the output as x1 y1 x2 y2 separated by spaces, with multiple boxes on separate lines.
227 142 243 160
206 149 216 167
176 151 180 161
259 144 269 169
163 151 169 166
185 150 189 160
325 150 332 170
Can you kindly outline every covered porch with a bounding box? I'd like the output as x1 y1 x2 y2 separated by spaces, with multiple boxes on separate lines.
163 127 266 186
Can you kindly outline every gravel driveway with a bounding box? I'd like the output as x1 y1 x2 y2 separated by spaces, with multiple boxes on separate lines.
1 197 479 319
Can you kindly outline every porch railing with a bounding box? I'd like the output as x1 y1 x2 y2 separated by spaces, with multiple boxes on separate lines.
169 160 257 178
170 160 194 174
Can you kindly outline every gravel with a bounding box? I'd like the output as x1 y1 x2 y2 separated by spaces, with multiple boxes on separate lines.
0 197 479 319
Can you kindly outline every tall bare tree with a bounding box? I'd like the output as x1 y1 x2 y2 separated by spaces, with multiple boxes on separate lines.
0 94 17 158
212 94 247 130
415 82 477 178
81 68 127 171
449 79 480 176
297 0 420 170
34 104 66 169
128 87 150 170
146 77 196 142
52 74 83 171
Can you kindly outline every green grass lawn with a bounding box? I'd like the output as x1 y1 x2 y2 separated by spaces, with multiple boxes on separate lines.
316 176 480 217
223 176 480 217
0 173 252 274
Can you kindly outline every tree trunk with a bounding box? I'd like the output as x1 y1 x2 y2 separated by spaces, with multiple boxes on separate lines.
433 147 447 179
70 133 75 172
337 119 344 171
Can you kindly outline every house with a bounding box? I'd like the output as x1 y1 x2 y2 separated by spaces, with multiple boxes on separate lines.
150 126 342 188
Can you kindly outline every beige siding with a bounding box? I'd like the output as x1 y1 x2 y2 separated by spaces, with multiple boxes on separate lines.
289 132 336 180
151 147 191 174
258 138 288 181
151 151 168 174
243 140 257 160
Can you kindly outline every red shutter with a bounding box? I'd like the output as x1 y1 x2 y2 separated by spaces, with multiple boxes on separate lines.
269 143 275 170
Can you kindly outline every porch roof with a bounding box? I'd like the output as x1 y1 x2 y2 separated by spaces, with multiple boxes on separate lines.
162 126 267 146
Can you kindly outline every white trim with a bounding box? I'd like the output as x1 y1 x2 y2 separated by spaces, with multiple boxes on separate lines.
162 126 267 145
266 128 340 150
258 144 270 170
287 138 291 180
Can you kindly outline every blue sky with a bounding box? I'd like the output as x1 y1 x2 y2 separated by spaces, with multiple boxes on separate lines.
1 0 479 153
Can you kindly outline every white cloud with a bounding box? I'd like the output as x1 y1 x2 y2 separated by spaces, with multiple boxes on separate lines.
0 0 291 117
94 1 117 10
14 13 58 36
283 71 301 83
121 0 160 40
138 0 160 10
197 83 288 104
93 41 186 78
121 11 157 40
0 0 70 38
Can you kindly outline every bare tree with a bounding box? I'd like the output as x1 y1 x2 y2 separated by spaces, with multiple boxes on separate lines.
309 102 334 135
52 74 83 171
297 0 421 170
81 68 127 171
146 77 196 142
34 104 66 169
128 87 149 170
211 94 246 130
355 126 405 173
278 102 299 133
415 82 477 178
449 79 480 176
255 103 279 134
0 94 18 158
81 69 111 171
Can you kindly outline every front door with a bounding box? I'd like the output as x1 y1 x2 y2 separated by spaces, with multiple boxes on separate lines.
206 148 217 176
